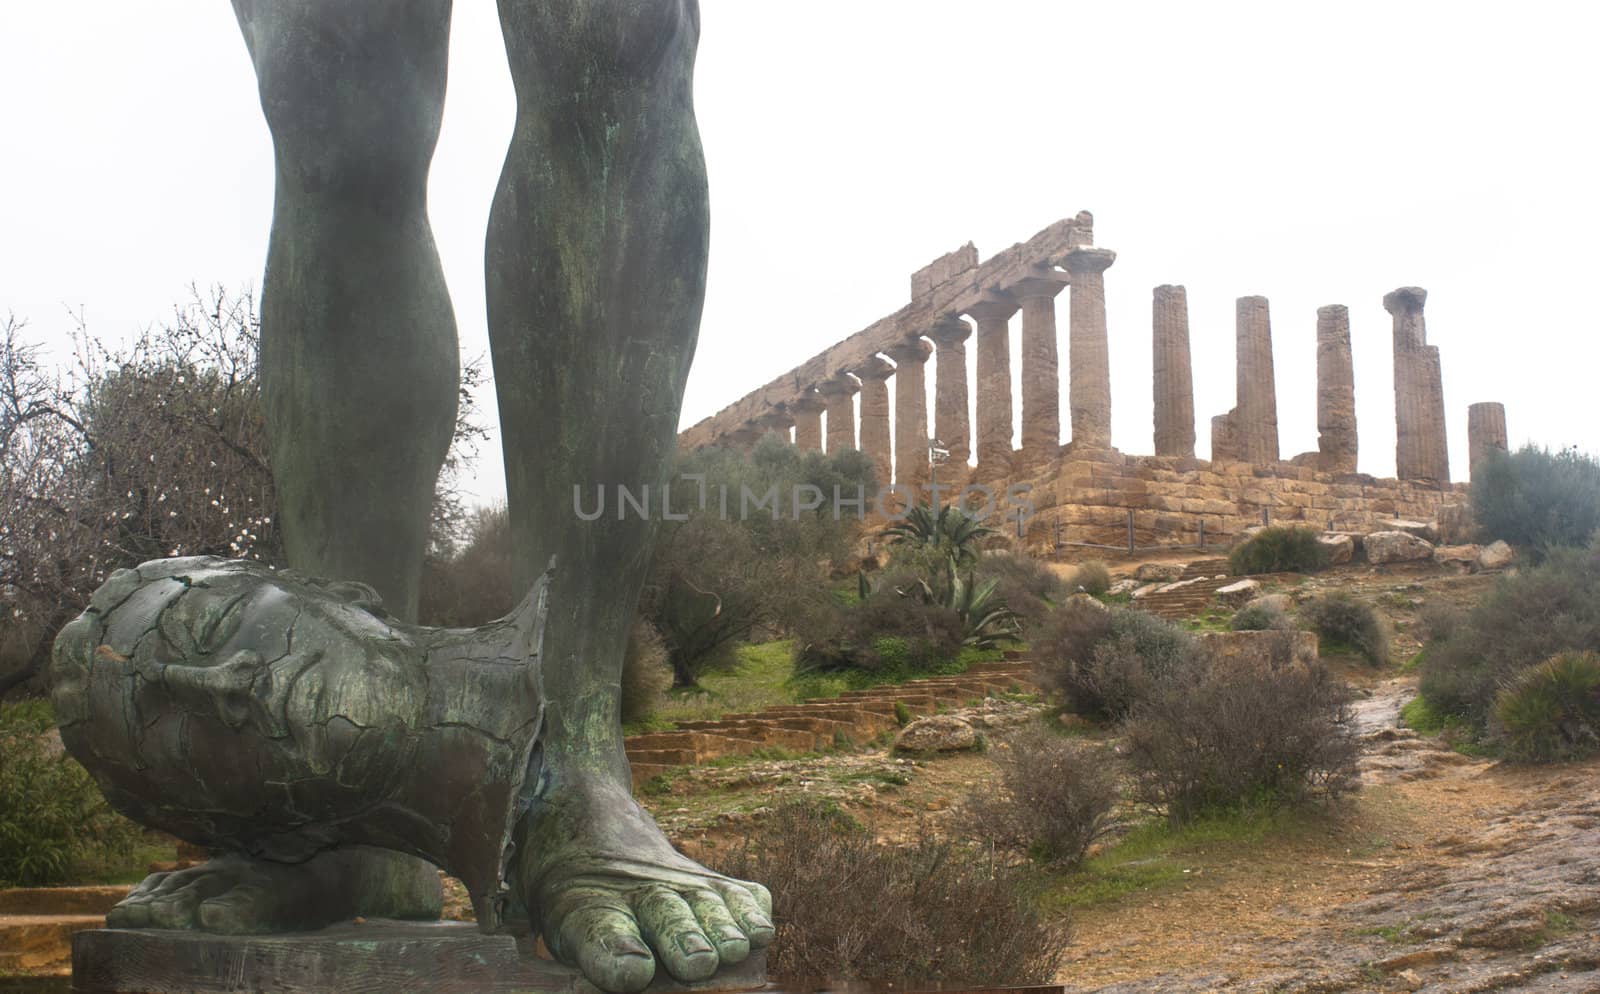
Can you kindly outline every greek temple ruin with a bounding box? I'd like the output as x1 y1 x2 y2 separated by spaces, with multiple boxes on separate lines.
678 212 1510 548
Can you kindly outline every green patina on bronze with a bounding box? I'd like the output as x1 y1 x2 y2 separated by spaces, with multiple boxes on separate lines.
52 3 771 993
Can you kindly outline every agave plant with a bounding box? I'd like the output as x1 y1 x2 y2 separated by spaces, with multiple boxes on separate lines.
883 503 997 567
895 554 1021 649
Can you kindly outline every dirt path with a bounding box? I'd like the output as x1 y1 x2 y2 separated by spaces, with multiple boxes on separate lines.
1060 676 1600 994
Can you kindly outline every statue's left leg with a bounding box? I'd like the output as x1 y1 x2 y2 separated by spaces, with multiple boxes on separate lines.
485 2 770 991
99 0 467 931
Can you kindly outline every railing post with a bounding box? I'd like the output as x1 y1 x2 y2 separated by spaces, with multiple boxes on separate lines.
1262 507 1270 527
1126 508 1135 554
1198 517 1205 549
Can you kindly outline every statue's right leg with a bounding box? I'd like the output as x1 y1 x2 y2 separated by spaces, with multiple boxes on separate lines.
100 0 463 932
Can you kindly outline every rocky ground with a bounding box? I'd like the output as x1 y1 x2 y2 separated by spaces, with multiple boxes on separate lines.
633 563 1600 994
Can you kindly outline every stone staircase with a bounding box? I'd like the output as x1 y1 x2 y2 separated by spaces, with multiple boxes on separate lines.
624 656 1039 788
1131 558 1236 620
0 886 127 976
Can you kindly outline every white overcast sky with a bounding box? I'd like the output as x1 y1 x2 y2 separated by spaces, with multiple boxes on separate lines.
3 2 1597 505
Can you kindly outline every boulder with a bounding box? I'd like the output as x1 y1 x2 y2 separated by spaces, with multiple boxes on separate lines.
1130 583 1161 600
1134 562 1184 582
1436 503 1476 544
1215 578 1262 606
1107 578 1139 596
1064 592 1110 613
1244 593 1293 614
894 715 978 753
1478 540 1515 571
1433 544 1482 569
1155 576 1208 594
1366 530 1435 565
1317 532 1356 566
1388 519 1440 542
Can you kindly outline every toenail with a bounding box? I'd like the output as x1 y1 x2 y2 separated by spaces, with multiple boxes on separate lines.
607 935 652 959
678 932 714 957
716 926 745 944
749 914 773 932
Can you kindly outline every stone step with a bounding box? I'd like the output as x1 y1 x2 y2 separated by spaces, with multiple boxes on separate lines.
0 886 129 916
625 659 1041 793
622 747 699 766
0 913 103 973
622 731 765 762
1179 558 1232 579
666 721 819 752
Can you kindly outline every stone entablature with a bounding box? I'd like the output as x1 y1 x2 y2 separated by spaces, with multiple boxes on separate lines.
677 212 1095 457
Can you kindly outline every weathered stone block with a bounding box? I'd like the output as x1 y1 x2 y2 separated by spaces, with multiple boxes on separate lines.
1366 530 1435 564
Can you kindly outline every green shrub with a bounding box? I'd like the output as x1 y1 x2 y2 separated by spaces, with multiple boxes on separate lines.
637 437 877 687
961 728 1119 868
711 802 1068 987
1492 652 1600 762
0 700 145 886
1419 540 1600 726
978 552 1065 630
1034 604 1198 719
1123 640 1360 824
1230 600 1293 632
1301 593 1389 666
1068 560 1112 596
1228 526 1329 576
793 583 966 676
1472 445 1600 558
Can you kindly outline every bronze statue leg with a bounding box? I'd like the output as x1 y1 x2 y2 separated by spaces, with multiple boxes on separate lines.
102 0 467 931
237 0 461 622
486 2 771 991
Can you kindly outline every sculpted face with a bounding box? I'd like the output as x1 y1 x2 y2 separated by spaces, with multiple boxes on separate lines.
53 557 426 739
51 558 437 861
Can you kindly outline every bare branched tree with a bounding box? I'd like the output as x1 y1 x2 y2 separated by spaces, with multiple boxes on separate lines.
0 287 487 697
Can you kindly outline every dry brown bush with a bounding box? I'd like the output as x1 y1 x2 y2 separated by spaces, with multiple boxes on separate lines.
711 802 1069 988
962 726 1119 867
1123 636 1361 824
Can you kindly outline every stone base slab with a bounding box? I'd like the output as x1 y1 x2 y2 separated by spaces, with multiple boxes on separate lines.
71 922 768 994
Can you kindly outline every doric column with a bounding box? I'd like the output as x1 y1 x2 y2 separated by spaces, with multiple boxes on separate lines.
1384 287 1450 483
1064 247 1116 451
1015 269 1070 466
927 317 973 488
1467 402 1508 480
1234 295 1280 465
1316 304 1358 474
854 356 895 487
886 338 933 489
966 295 1018 482
818 374 860 455
756 406 796 445
1210 413 1240 463
791 390 825 452
725 424 761 450
1152 284 1195 458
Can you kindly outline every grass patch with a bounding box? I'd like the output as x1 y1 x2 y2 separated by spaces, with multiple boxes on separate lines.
1353 922 1428 945
1182 608 1234 633
629 638 1007 733
1399 695 1492 757
1048 806 1306 910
